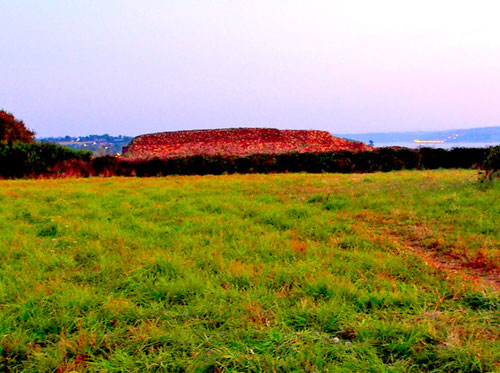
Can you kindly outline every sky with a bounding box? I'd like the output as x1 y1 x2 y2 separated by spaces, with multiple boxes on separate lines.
1 0 500 137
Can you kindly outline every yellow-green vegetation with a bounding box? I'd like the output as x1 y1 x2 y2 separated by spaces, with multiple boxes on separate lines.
0 170 498 372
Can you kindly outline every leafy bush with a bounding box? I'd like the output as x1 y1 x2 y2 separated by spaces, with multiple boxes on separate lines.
481 145 500 180
0 142 91 178
0 110 35 144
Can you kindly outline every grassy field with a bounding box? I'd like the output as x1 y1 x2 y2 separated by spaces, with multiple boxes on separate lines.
0 170 498 372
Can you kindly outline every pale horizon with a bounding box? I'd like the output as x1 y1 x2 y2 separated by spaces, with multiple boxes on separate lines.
2 1 500 137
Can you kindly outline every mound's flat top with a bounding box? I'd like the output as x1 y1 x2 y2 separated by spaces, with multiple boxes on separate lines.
123 128 371 159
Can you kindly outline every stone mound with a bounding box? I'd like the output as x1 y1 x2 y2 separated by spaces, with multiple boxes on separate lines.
123 128 371 159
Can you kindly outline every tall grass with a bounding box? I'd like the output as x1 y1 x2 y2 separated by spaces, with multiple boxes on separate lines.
0 170 498 372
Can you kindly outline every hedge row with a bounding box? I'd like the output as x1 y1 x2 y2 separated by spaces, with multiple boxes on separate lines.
0 144 494 178
0 142 91 178
57 147 492 177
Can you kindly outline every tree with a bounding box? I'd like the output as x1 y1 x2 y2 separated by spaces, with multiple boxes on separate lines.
483 145 500 180
0 110 35 144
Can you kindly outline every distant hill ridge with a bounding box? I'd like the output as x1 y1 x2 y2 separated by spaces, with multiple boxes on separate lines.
336 126 500 144
123 128 371 159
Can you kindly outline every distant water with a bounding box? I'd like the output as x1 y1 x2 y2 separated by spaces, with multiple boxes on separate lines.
373 142 499 149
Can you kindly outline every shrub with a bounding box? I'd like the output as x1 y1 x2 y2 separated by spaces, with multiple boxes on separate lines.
0 142 91 178
482 145 500 180
0 110 35 144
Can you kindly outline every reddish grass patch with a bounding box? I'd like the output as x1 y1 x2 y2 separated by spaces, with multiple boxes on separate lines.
56 354 88 373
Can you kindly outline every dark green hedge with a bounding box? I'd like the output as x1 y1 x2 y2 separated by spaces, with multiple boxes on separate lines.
0 144 495 178
0 142 91 178
85 147 492 177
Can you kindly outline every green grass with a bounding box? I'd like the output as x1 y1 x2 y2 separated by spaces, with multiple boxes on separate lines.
0 170 498 372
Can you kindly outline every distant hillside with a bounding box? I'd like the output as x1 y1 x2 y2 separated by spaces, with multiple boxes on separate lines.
40 134 133 155
123 128 372 159
336 126 500 146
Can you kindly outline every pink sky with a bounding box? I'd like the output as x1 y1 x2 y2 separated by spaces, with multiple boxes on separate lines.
1 0 499 136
